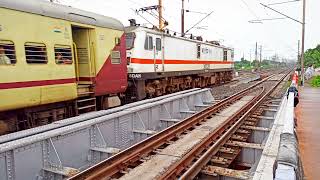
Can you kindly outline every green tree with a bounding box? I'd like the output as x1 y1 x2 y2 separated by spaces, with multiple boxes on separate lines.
304 44 320 68
234 59 252 70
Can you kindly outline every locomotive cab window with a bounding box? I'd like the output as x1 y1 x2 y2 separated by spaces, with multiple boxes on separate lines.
25 43 48 64
111 50 121 64
144 35 153 50
223 50 228 61
0 40 16 65
125 32 136 50
55 45 73 64
156 38 161 51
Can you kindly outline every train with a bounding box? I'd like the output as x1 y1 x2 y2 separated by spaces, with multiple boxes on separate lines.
0 0 234 135
126 24 234 100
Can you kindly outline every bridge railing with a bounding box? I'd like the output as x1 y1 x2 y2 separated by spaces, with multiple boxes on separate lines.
0 88 214 180
274 71 303 180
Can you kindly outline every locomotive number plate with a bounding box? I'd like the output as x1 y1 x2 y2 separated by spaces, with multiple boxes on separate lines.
129 74 142 79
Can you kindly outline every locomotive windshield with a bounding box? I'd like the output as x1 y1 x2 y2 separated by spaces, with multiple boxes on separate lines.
125 32 135 50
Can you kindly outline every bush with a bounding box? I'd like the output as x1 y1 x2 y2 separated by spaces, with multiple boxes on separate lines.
311 75 320 87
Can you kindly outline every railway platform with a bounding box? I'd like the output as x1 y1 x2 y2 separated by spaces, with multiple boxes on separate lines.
296 86 320 179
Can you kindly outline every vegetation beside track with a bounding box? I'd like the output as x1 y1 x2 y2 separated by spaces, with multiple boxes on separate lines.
303 44 320 68
285 80 292 89
235 59 287 71
310 75 320 87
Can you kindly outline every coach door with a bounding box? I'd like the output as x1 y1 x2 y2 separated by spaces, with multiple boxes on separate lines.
72 26 96 84
154 35 164 72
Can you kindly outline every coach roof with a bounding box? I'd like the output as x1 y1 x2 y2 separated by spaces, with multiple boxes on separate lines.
0 0 124 30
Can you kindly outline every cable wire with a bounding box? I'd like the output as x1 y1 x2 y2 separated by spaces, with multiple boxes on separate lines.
240 0 261 20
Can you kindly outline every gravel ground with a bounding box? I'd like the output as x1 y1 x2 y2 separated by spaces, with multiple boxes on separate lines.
211 72 290 100
270 80 290 99
211 81 257 100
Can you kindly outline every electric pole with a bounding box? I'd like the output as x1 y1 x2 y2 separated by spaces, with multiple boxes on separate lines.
301 0 306 86
257 2 307 85
137 1 168 30
255 42 258 69
260 45 262 68
158 0 164 30
298 40 300 64
181 0 185 36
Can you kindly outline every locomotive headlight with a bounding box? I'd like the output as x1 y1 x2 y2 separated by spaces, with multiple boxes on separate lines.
128 67 133 73
126 51 132 65
126 51 132 57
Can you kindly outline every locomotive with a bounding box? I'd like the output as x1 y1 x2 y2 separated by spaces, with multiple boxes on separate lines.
0 0 234 135
125 25 234 101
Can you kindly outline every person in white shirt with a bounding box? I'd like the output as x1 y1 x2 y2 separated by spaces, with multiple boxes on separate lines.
0 45 11 65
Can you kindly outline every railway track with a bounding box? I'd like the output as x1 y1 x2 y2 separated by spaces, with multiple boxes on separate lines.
0 68 275 143
69 70 291 180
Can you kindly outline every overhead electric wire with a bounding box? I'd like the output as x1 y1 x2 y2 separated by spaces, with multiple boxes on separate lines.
126 0 163 28
267 0 301 6
240 0 261 20
126 0 144 7
248 17 287 23
130 8 156 27
185 10 208 15
260 3 302 24
185 10 214 34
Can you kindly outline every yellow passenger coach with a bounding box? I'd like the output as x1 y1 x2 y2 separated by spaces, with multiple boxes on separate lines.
0 0 127 134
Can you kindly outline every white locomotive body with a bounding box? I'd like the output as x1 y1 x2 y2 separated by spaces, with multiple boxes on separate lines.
125 26 234 100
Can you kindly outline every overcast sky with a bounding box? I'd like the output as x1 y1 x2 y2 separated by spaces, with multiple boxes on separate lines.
54 0 319 61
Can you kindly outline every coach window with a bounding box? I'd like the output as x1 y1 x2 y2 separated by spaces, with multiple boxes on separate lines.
55 45 73 64
156 38 161 51
144 35 153 50
25 43 48 64
223 50 228 61
0 40 16 65
111 50 121 64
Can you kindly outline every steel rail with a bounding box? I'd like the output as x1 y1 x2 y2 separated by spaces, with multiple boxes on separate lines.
159 87 266 179
69 73 282 180
178 71 290 179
